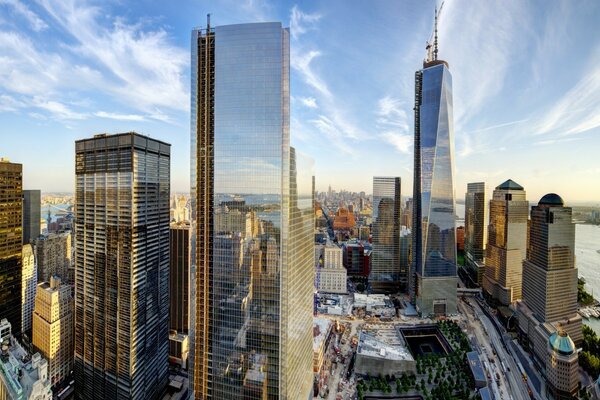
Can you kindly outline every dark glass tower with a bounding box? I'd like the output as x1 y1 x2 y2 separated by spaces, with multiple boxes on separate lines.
191 20 314 399
0 159 23 335
369 177 402 293
411 30 457 316
74 133 170 399
23 189 41 244
169 222 191 334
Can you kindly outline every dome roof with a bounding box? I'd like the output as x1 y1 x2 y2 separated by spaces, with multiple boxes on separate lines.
549 331 576 356
539 193 564 207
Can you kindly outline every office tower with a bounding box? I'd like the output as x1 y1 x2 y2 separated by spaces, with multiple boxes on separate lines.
170 221 191 334
370 177 401 293
517 193 582 363
34 232 72 283
74 133 170 399
21 244 36 334
191 21 314 398
546 330 579 399
0 319 52 400
464 182 487 286
343 241 371 277
23 190 41 244
32 276 73 386
402 198 413 230
482 179 528 305
0 158 23 335
411 26 457 316
316 245 346 294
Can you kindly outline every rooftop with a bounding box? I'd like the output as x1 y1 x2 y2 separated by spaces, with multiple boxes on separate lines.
357 331 413 361
0 336 51 400
466 351 486 383
538 193 564 207
313 318 333 352
549 330 576 356
496 179 524 191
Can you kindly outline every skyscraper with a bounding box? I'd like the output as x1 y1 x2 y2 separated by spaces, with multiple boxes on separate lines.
464 182 487 285
74 133 170 399
370 177 402 293
482 179 528 305
21 243 36 334
191 21 314 399
411 25 457 316
23 190 41 244
32 276 73 387
170 221 191 334
34 231 72 283
517 194 582 359
0 158 23 335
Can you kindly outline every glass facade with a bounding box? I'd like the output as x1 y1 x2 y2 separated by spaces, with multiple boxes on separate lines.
412 62 457 316
464 182 487 285
369 177 402 292
191 22 314 399
482 180 528 305
23 190 41 244
170 222 191 334
74 133 170 400
0 160 23 335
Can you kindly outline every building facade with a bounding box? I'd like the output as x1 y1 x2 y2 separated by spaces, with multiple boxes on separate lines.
517 193 582 367
483 179 528 305
170 222 191 334
316 245 346 294
546 331 579 400
34 232 72 284
21 244 36 334
370 177 402 293
22 190 41 245
32 277 73 387
191 21 314 399
0 158 23 335
74 133 170 399
412 56 458 316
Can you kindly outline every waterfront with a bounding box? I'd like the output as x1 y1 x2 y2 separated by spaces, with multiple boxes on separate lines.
575 224 600 334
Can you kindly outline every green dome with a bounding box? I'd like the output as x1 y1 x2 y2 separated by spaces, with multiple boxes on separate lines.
549 331 575 356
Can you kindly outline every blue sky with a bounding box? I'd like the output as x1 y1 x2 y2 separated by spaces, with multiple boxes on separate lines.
1 0 599 203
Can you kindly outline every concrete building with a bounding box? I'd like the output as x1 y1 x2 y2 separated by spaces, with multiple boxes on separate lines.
169 222 191 334
168 331 189 370
464 182 487 285
411 47 458 316
0 319 52 400
0 159 23 335
370 177 402 293
312 318 333 374
355 331 415 377
517 193 582 366
74 133 170 399
32 276 73 387
191 21 314 399
546 330 579 400
34 232 72 284
315 245 347 294
332 207 355 230
21 244 36 335
22 190 41 245
483 180 528 305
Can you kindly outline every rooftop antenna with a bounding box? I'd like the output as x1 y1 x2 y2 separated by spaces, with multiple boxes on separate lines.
425 2 444 63
207 13 211 31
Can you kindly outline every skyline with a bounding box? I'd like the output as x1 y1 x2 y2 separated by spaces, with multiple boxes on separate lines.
1 0 600 202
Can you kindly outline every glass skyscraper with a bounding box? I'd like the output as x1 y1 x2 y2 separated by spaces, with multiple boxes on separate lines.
370 177 402 293
74 133 170 399
191 21 314 399
464 182 487 285
412 56 457 316
23 189 41 244
0 159 23 335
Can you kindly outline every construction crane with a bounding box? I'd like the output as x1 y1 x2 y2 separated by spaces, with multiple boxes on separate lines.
425 1 445 63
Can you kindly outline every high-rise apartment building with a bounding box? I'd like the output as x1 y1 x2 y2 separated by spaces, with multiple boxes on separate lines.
0 158 23 335
32 276 73 386
21 244 36 334
170 221 191 334
23 190 41 244
370 177 402 293
482 179 528 305
517 193 582 368
464 182 487 285
34 232 72 283
191 21 314 399
411 39 457 316
74 133 170 399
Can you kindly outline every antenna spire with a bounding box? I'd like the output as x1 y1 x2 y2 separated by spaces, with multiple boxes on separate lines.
207 13 211 31
433 6 438 61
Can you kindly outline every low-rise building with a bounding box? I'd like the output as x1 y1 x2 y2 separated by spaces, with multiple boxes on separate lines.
355 331 415 377
353 294 396 317
466 351 487 388
0 319 52 400
168 331 189 369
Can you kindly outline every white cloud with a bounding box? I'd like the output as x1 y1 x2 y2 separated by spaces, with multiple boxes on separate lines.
291 49 331 98
299 96 317 108
377 96 409 131
290 5 321 40
0 0 48 31
0 94 26 111
380 131 412 154
94 111 146 121
310 115 356 155
32 97 87 120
